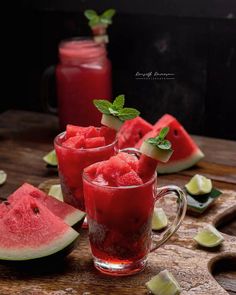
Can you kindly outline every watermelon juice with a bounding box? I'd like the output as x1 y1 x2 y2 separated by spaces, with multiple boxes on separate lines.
56 38 112 130
83 152 156 275
83 152 187 275
54 125 117 212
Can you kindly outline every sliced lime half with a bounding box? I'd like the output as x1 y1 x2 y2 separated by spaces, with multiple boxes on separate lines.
185 174 212 195
0 170 7 186
146 269 181 295
194 224 224 247
48 184 63 202
152 208 168 230
43 149 58 166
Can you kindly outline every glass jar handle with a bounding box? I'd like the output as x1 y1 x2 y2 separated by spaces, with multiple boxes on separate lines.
151 185 187 252
41 65 57 114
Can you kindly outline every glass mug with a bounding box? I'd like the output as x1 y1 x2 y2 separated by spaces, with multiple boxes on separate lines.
83 149 187 276
42 37 112 130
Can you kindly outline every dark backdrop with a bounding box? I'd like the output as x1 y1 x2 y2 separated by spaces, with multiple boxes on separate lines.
3 0 236 139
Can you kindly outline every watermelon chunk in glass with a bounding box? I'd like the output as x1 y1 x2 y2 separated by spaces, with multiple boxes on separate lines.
117 117 153 149
116 171 143 186
62 135 85 148
85 137 106 148
136 114 204 174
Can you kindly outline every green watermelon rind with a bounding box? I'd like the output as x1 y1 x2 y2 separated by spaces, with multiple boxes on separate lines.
101 114 123 131
0 227 79 261
157 148 204 174
64 210 86 228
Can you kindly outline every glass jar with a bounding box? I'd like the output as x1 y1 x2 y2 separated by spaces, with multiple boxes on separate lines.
55 37 112 129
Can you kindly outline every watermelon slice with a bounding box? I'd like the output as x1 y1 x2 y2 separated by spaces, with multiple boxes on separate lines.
0 195 79 261
8 183 85 227
118 117 153 149
136 114 204 174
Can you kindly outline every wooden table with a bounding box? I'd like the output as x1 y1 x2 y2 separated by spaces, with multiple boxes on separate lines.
0 110 235 295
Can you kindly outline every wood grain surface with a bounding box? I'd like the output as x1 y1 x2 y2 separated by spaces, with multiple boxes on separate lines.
0 110 236 295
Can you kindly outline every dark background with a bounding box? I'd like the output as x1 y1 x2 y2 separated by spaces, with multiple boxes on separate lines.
3 0 236 139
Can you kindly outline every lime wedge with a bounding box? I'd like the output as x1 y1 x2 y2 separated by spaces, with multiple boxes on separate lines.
0 170 7 186
185 174 212 195
152 208 168 230
48 184 63 202
146 269 181 295
194 224 224 247
43 150 58 166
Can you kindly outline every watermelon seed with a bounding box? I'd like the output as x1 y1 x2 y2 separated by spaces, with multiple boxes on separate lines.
32 206 40 214
3 201 10 206
174 129 178 136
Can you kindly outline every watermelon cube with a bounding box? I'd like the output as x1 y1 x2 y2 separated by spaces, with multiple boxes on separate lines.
96 156 132 185
62 135 85 148
85 126 100 138
116 152 139 171
100 126 117 144
116 171 143 186
66 124 86 138
85 137 106 148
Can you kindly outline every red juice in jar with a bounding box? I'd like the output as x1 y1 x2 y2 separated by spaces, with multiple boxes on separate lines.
54 125 117 212
83 153 155 270
56 38 112 130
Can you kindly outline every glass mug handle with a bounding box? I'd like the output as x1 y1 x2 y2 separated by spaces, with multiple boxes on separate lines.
151 185 187 251
117 148 187 252
41 65 57 114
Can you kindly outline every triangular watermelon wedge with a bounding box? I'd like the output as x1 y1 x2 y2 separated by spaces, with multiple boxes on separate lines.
0 195 79 261
136 114 204 174
8 183 85 227
118 116 153 149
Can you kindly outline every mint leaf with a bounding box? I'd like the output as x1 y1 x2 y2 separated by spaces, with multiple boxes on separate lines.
108 107 119 115
146 127 172 151
157 140 171 150
159 127 169 140
93 99 112 114
85 8 116 28
100 9 116 25
101 9 116 20
118 108 140 121
84 10 98 20
93 95 140 122
89 15 100 27
113 94 125 110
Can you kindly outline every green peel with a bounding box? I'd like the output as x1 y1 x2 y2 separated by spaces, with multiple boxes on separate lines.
0 170 7 186
43 150 58 166
146 269 181 295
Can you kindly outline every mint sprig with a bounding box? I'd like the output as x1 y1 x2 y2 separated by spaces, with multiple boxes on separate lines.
146 127 172 151
84 9 116 28
93 95 140 122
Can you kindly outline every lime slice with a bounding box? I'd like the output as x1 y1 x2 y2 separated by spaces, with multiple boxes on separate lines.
185 174 212 195
152 208 168 230
43 150 58 166
146 269 181 295
48 184 63 202
194 224 224 247
0 170 7 186
140 141 173 163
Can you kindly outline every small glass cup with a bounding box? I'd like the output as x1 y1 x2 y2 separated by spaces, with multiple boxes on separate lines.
82 149 187 276
54 130 117 213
